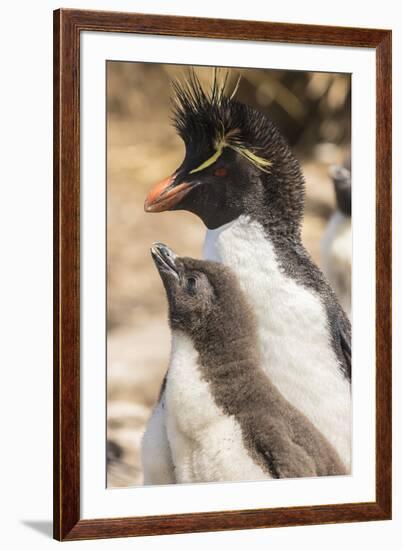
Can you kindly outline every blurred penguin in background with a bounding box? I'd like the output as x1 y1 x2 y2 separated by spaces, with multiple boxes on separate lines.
321 161 352 318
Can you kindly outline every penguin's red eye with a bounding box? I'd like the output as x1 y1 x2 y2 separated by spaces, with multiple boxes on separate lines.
213 167 228 178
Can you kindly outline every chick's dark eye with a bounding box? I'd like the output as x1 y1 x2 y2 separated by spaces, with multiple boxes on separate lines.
186 276 197 292
213 166 228 178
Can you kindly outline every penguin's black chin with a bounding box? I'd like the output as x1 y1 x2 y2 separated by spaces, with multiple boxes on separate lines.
150 242 180 281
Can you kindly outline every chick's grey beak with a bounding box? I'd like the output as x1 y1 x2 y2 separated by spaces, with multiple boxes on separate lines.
150 242 179 278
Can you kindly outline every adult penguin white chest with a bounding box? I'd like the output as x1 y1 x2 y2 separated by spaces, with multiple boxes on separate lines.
144 71 352 471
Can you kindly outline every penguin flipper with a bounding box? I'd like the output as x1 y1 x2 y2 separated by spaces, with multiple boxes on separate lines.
340 324 351 366
254 431 317 479
338 317 352 380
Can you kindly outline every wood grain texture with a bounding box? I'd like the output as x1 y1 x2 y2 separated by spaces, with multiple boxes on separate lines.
63 502 389 541
59 8 388 47
375 31 392 519
53 9 81 541
53 8 392 541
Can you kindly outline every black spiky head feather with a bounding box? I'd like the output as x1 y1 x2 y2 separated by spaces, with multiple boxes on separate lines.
146 69 306 235
172 70 278 172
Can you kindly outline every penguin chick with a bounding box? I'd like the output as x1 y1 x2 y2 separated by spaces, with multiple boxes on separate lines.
142 242 347 484
321 165 352 317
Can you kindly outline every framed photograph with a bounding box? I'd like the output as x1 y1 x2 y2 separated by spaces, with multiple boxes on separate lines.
53 8 392 541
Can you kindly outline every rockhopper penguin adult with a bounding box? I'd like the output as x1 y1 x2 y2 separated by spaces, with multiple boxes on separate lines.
144 73 352 471
141 243 346 484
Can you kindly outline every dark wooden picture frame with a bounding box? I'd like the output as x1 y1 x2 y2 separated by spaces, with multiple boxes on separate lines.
53 8 392 541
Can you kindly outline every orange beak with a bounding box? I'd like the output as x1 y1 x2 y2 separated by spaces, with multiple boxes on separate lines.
144 175 192 213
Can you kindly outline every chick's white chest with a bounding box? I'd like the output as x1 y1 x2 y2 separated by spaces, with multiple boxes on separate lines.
203 216 351 469
164 331 268 483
